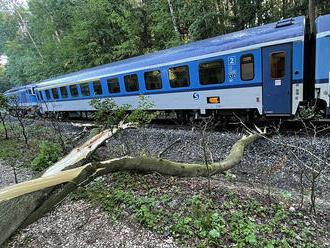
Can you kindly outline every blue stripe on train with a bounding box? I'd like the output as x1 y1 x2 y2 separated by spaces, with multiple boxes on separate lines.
41 82 263 103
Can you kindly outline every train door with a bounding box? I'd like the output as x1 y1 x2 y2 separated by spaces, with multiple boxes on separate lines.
262 43 292 114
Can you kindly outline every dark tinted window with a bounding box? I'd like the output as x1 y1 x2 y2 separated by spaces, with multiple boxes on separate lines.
199 60 225 85
144 70 162 90
107 78 120 93
80 82 90 96
52 88 59 99
70 84 79 97
60 86 68 98
38 91 44 101
124 74 139 92
240 54 254 81
168 66 190 88
93 80 103 95
45 90 51 100
271 52 285 78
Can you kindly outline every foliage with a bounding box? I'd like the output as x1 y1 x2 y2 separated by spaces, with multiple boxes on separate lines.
1 0 328 86
32 141 62 171
0 121 65 167
72 171 327 247
0 92 8 109
90 95 158 129
0 65 11 93
0 138 22 159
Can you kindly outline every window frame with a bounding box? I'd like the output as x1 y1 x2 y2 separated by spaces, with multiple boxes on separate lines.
51 88 59 100
168 65 191 88
144 70 163 90
198 59 225 85
270 51 286 79
60 86 69 99
69 84 79 98
124 74 139 92
80 82 91 97
38 91 44 101
92 80 103 96
45 89 51 100
107 78 121 94
240 54 255 81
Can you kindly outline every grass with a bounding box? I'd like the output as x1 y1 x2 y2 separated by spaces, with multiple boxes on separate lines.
0 122 64 170
0 139 23 160
71 171 329 247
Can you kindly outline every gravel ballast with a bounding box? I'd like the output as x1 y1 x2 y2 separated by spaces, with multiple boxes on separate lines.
0 161 33 190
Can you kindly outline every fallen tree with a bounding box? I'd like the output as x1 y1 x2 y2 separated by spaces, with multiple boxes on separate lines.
0 122 133 245
0 127 262 245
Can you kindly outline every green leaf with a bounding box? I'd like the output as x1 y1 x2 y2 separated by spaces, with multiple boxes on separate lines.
209 229 220 239
245 234 257 244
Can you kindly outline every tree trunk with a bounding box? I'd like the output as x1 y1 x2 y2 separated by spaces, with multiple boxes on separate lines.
309 0 316 34
0 112 8 139
166 0 180 38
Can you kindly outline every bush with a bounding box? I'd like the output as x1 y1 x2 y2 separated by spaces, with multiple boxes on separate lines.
32 141 62 171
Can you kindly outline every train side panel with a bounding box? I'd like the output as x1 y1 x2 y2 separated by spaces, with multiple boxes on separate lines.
315 15 330 115
292 41 304 115
37 49 263 116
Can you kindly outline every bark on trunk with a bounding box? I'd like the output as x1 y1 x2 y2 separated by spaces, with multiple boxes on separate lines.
166 0 180 38
42 122 133 177
309 0 316 34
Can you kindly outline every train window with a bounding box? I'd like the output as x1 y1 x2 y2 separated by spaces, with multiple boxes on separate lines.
240 54 254 81
271 52 285 78
80 82 90 96
52 88 59 99
45 90 51 100
38 91 44 101
199 60 225 85
168 65 190 88
60 86 68 98
144 70 162 90
124 74 139 92
93 80 103 95
107 78 120 93
69 84 79 97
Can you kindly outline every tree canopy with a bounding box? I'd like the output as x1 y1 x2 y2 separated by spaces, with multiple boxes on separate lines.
0 0 329 91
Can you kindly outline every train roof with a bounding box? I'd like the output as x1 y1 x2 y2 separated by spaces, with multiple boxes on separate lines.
316 14 330 37
4 84 36 95
37 16 305 90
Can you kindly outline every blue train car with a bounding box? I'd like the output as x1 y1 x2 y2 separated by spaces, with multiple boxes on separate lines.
4 84 38 110
34 15 311 120
315 15 330 116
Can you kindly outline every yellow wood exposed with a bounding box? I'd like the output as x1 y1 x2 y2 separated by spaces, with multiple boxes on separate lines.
0 166 87 202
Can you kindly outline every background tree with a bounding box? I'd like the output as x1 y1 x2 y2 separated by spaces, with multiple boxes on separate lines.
0 92 9 139
0 65 11 93
0 0 328 87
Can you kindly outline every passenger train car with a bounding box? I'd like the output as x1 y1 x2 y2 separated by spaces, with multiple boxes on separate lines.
4 84 38 109
4 14 330 121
